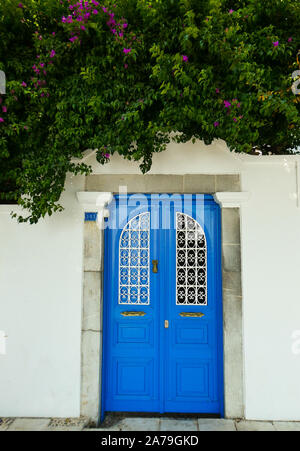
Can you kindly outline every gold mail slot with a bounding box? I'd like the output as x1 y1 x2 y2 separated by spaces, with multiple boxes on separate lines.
179 312 205 318
121 311 146 317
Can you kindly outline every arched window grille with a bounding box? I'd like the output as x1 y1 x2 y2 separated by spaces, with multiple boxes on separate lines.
176 213 207 305
119 213 150 305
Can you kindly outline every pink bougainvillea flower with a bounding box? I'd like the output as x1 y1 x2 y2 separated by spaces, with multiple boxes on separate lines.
92 9 98 15
2 106 7 113
105 153 110 159
21 81 27 87
237 103 241 108
233 117 237 122
119 32 124 37
214 121 219 127
81 25 86 31
229 9 234 14
123 23 128 29
273 41 279 47
123 48 131 54
70 36 78 42
102 7 108 13
17 3 23 8
0 117 4 123
239 115 244 119
40 63 45 68
182 55 189 62
124 63 128 69
215 88 220 94
62 16 67 23
52 32 55 36
24 126 28 130
224 100 231 108
50 50 56 58
288 37 293 42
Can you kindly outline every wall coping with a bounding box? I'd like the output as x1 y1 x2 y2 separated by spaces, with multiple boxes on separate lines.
214 192 251 208
76 192 113 212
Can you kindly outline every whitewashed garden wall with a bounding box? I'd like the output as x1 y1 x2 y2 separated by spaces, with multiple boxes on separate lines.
1 141 300 421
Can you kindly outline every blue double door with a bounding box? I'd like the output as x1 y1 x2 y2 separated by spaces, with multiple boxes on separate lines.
103 195 224 415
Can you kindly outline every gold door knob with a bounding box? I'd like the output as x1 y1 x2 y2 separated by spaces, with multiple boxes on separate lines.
152 260 158 273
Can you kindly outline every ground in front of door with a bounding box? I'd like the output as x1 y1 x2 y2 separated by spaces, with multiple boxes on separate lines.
1 415 300 431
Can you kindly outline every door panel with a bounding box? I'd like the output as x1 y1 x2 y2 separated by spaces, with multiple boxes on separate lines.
103 194 223 415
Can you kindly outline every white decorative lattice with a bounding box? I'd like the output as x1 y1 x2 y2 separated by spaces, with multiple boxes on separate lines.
176 213 207 305
119 212 150 305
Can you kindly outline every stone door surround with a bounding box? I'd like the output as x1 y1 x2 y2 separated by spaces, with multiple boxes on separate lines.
77 174 249 424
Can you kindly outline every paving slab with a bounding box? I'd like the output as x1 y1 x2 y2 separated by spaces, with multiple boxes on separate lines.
273 422 300 431
160 418 198 431
48 417 89 431
236 421 275 431
198 419 236 431
119 417 160 431
0 418 15 431
7 418 50 431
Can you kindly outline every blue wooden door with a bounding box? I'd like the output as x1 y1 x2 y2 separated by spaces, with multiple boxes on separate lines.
103 194 223 416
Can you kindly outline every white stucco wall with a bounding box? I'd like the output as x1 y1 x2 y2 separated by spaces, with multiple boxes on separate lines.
1 141 300 420
241 160 300 421
0 175 85 417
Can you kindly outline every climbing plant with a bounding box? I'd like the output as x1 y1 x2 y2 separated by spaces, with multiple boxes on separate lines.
0 0 299 222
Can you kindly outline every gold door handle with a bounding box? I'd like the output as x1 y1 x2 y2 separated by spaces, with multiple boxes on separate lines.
121 311 146 317
179 312 205 318
164 320 169 329
152 260 158 273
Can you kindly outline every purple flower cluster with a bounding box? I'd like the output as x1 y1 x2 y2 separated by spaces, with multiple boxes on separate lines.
61 1 131 56
61 0 101 43
213 97 243 127
101 6 130 51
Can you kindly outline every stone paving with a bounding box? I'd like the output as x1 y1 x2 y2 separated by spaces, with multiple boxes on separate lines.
1 415 300 431
0 415 300 432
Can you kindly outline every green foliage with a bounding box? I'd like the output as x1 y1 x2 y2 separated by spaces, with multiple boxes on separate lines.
0 0 299 222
